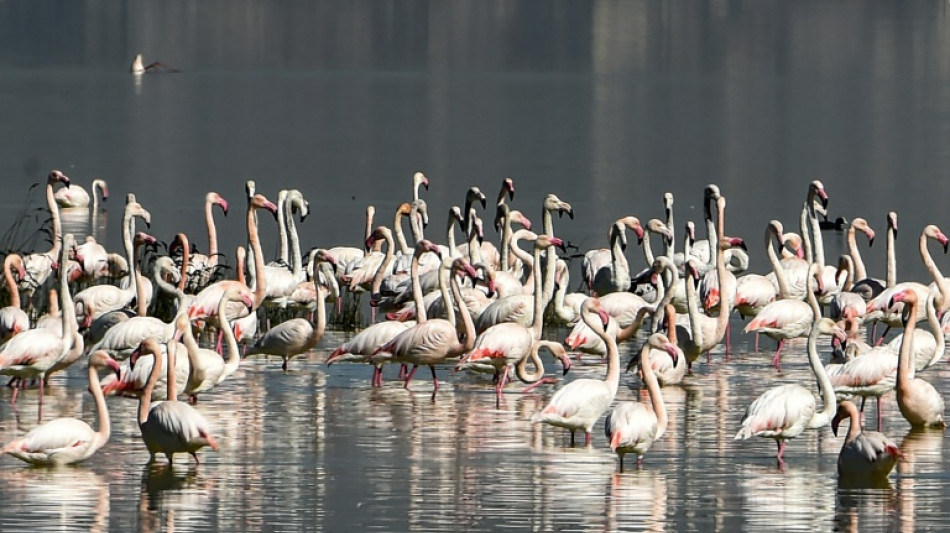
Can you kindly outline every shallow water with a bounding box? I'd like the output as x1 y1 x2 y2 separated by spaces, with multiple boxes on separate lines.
1 1 950 532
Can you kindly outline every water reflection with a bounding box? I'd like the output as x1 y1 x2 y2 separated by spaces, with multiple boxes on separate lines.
0 468 109 532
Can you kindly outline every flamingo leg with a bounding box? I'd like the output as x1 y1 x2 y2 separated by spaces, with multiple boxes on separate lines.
403 365 419 389
9 384 18 412
776 440 787 465
618 455 625 473
570 430 576 447
191 452 201 464
754 333 760 352
521 377 558 394
771 340 785 369
429 365 439 391
725 323 732 360
877 396 884 432
495 366 510 396
585 431 592 446
637 456 644 469
282 358 289 372
398 364 408 379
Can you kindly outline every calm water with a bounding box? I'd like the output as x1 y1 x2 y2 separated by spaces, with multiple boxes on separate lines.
1 1 949 531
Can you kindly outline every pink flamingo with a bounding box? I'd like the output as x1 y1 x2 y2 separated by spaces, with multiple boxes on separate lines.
0 234 82 414
890 289 946 428
375 254 478 391
245 279 330 371
1 351 120 465
735 317 839 466
20 171 70 307
135 337 218 464
455 235 570 395
605 332 678 470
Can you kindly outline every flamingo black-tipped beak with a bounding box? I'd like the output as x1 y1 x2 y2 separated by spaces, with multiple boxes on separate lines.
868 237 874 247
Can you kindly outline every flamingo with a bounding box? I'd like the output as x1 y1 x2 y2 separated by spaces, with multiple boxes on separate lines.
178 192 228 293
130 54 179 74
532 297 621 446
830 255 868 321
676 241 734 367
890 289 946 428
587 217 645 296
134 337 219 464
744 261 823 368
832 400 901 485
0 253 28 342
1 351 120 465
605 332 678 470
455 235 571 395
0 234 82 413
53 178 108 209
72 198 152 328
245 279 330 371
174 288 252 400
186 185 275 326
628 304 686 386
734 317 840 466
326 320 414 387
375 254 478 391
864 224 949 339
20 171 70 307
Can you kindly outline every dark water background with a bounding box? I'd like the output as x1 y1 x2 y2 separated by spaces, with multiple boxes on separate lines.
0 1 948 531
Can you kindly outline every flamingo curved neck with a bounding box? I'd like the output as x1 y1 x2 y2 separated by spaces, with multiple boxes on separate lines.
806 323 835 429
767 226 791 299
370 231 396 296
205 198 220 266
450 270 475 355
410 251 428 323
886 223 896 288
897 298 919 388
46 181 63 258
248 200 267 308
920 232 949 309
640 345 668 439
88 362 111 448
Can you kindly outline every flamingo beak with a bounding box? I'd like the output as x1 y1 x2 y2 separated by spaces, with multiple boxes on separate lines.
665 344 679 367
635 226 645 244
107 358 121 378
831 414 842 437
560 354 571 375
598 308 610 328
219 198 229 215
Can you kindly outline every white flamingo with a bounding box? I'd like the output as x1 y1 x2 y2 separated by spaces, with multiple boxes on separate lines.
1 351 120 465
0 253 28 342
53 178 108 208
135 337 219 464
735 317 839 466
531 297 619 446
605 332 678 470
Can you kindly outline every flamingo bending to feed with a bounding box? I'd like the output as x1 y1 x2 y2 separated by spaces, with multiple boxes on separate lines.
0 253 28 342
890 289 946 428
832 400 900 485
531 297 619 446
54 178 108 208
628 304 686 386
734 317 840 466
134 338 219 464
1 351 120 465
605 332 677 470
375 253 478 391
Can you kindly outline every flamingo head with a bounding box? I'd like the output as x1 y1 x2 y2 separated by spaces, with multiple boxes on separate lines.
452 257 478 280
722 236 747 251
928 225 950 253
48 170 70 187
810 179 829 212
544 194 573 220
887 211 898 237
503 177 515 201
648 219 673 247
852 218 874 247
414 171 429 192
831 402 851 437
537 235 565 253
513 211 533 231
210 192 229 215
584 297 610 329
888 289 917 312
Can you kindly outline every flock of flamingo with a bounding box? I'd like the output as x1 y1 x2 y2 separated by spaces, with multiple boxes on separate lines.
0 171 944 483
